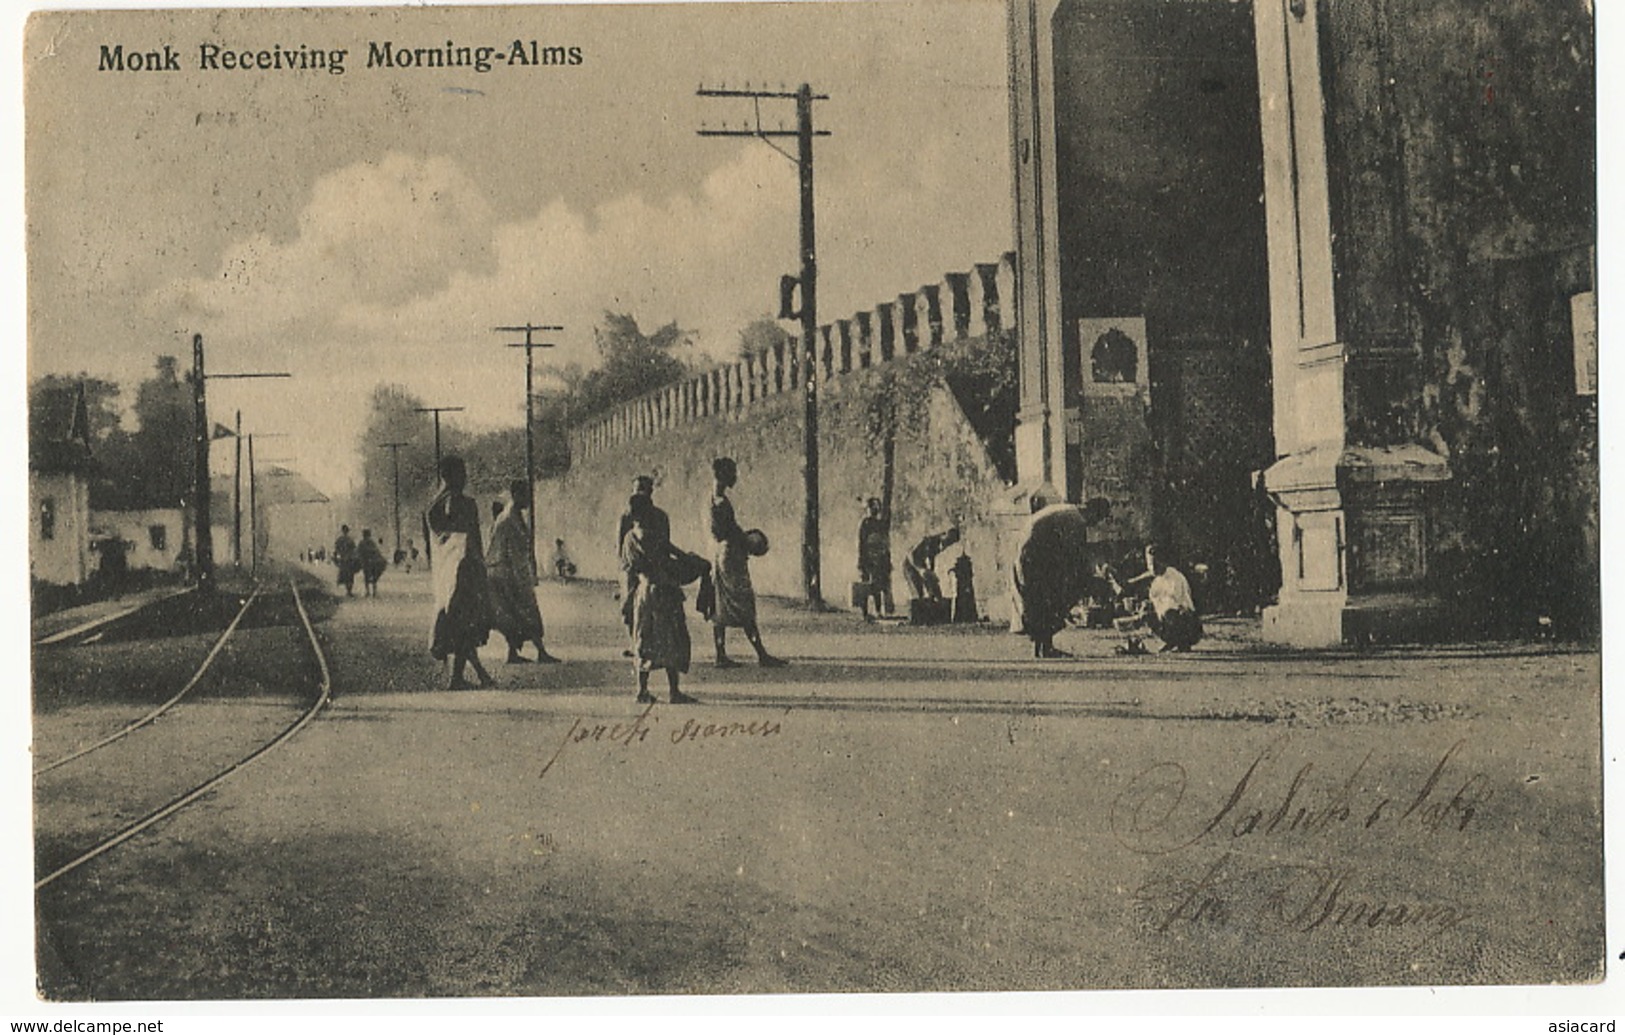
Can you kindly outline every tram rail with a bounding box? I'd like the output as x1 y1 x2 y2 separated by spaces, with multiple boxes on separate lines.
35 579 333 891
33 586 265 776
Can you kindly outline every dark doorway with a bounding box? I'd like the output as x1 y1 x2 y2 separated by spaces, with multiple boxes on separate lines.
1051 0 1276 605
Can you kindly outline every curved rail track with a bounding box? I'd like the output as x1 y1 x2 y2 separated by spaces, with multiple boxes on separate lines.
33 587 264 776
35 579 333 891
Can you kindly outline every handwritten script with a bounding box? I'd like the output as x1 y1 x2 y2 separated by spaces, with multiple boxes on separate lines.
539 702 783 778
1113 738 1491 937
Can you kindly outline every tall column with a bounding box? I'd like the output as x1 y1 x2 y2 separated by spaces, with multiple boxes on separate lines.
1006 0 1067 499
1252 0 1449 646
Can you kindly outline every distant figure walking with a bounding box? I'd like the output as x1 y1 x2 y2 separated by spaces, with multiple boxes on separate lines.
704 457 785 668
623 491 709 704
425 456 495 690
617 475 661 646
357 529 387 597
856 496 893 620
488 480 560 665
332 525 358 597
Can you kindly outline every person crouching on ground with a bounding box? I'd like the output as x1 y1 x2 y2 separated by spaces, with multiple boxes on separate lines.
551 538 577 580
623 491 709 705
1012 497 1107 658
1120 543 1203 653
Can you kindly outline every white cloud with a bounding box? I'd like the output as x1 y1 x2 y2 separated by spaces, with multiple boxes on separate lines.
148 134 1009 495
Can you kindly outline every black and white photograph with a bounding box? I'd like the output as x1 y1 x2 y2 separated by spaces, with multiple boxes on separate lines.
9 0 1610 1024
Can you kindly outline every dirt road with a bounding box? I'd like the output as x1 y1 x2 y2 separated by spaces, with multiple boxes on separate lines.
33 572 1603 999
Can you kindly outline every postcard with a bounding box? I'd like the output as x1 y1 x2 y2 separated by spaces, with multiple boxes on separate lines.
16 0 1607 1020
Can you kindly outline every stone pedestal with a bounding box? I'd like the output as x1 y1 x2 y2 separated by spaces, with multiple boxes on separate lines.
1262 444 1450 647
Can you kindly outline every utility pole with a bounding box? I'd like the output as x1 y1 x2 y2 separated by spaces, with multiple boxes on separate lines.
698 82 831 607
189 333 289 590
495 323 561 581
414 405 462 574
247 433 257 575
241 431 287 575
190 335 213 589
380 441 408 559
233 410 243 566
414 405 465 469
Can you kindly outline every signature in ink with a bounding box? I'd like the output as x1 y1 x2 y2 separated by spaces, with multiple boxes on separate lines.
539 702 784 778
1133 852 1471 936
1110 738 1494 857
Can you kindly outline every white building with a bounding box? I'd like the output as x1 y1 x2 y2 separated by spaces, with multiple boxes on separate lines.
28 388 95 587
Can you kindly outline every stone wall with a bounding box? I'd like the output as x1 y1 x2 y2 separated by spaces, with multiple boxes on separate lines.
536 351 1017 620
569 256 1016 463
1324 0 1598 634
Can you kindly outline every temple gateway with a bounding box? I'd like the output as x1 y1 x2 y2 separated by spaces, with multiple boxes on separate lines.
1006 0 1596 645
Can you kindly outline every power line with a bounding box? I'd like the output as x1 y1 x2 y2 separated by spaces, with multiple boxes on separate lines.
495 323 562 582
698 82 830 608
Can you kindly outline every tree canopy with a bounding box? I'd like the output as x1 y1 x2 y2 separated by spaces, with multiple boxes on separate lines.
563 312 694 423
29 358 197 511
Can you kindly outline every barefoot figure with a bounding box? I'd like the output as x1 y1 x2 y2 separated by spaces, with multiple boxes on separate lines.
425 456 495 690
487 479 560 664
623 491 709 704
704 457 786 668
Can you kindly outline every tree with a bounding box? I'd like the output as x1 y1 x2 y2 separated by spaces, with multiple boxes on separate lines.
458 426 527 500
28 374 122 445
565 312 694 423
125 356 194 510
356 384 437 549
736 315 791 361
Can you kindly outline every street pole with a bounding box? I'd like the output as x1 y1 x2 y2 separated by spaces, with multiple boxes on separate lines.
190 334 214 589
697 82 831 606
191 359 290 581
796 83 822 608
381 441 407 558
247 433 257 576
414 406 465 469
414 405 462 574
496 324 561 582
233 410 244 566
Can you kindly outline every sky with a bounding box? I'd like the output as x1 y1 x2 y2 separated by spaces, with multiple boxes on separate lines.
24 0 1013 497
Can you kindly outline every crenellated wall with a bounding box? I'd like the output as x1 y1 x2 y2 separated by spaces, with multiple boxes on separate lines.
569 255 1017 462
537 255 1022 617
